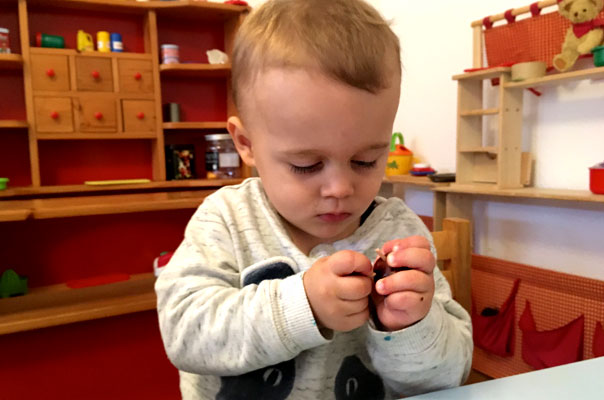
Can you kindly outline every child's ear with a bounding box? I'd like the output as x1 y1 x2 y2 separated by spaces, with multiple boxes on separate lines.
227 116 255 167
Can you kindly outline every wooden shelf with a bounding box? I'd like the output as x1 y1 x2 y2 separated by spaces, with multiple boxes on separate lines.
30 190 216 219
436 184 604 204
160 63 231 77
453 67 511 81
460 108 499 117
0 273 156 335
0 200 32 222
0 54 24 70
36 132 158 140
0 120 28 129
0 178 243 199
383 175 450 188
152 0 250 21
504 66 604 89
459 146 498 153
163 122 227 130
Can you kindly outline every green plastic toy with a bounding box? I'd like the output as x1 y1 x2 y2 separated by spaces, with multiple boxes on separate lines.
0 269 28 298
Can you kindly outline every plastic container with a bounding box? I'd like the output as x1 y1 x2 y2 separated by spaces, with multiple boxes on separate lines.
0 27 10 54
97 31 110 53
0 177 8 190
589 162 604 194
385 132 413 176
110 32 123 52
205 134 240 179
591 46 604 67
161 44 179 64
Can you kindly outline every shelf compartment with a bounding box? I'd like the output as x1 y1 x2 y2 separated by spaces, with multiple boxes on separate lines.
0 120 28 129
503 66 604 89
453 67 511 81
436 184 604 204
0 54 24 70
160 63 231 77
460 108 499 117
0 272 156 335
30 190 215 219
163 122 227 130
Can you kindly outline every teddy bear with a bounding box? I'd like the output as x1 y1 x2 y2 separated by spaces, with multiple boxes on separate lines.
553 0 604 72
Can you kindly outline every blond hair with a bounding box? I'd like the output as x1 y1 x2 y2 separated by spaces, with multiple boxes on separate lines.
231 0 401 115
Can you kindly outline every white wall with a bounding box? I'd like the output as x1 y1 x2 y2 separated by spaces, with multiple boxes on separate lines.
222 0 604 280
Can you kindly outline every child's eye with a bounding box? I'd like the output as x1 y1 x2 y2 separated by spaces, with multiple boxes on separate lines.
290 162 323 174
351 160 377 169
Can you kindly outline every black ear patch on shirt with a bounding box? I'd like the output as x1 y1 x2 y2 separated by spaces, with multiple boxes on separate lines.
216 358 296 400
218 262 296 400
334 355 385 400
243 262 295 286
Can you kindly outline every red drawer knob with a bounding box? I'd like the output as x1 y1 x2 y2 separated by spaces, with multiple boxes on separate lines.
134 72 142 80
46 68 55 78
91 70 100 79
50 111 59 119
136 112 145 120
94 112 103 120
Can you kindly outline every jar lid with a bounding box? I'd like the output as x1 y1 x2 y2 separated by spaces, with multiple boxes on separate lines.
0 27 9 33
161 44 179 48
206 133 232 141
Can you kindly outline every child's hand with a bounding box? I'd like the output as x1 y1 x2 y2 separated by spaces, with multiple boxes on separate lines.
372 236 435 331
303 250 374 332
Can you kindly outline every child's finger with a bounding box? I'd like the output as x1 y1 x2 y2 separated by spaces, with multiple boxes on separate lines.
375 269 434 296
335 275 373 300
386 247 435 274
329 250 373 277
381 235 430 255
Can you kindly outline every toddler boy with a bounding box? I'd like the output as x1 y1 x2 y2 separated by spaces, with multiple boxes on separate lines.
156 0 473 398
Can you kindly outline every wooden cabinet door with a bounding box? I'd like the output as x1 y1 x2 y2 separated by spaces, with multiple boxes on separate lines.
31 55 70 92
118 59 154 94
34 97 74 133
122 100 156 132
75 56 114 92
75 94 118 132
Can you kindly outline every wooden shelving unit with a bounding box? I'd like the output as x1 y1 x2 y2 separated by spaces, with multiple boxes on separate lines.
163 121 227 130
504 65 604 89
159 63 231 77
0 120 28 128
0 272 156 335
383 175 449 188
0 53 24 69
436 184 604 204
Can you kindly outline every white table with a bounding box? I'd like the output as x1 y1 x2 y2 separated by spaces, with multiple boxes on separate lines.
405 357 604 399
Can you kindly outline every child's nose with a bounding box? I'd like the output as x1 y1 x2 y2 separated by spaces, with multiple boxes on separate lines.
320 170 354 199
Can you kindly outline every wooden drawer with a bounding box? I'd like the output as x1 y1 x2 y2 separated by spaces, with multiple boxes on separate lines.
34 97 73 133
118 59 154 94
75 56 114 92
31 54 70 92
75 94 118 132
122 100 156 132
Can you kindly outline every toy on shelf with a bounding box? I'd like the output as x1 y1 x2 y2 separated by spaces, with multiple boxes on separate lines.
553 0 604 72
35 32 64 48
0 27 10 53
0 269 28 298
410 163 436 176
589 161 604 194
385 132 413 176
206 49 228 64
0 177 8 190
153 251 174 277
96 31 110 53
592 45 604 66
77 30 94 52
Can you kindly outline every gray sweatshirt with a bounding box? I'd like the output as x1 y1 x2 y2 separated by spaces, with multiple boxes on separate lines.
155 178 473 400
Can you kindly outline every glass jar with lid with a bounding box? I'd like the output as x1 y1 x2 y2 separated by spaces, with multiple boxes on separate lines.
205 134 241 179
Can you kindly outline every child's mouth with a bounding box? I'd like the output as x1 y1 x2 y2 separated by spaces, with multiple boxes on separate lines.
318 213 351 222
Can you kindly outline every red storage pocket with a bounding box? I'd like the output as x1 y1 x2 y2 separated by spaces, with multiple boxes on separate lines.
472 279 520 357
594 322 604 357
519 300 584 370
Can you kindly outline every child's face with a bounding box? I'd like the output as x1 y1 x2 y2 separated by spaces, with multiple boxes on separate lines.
230 68 400 253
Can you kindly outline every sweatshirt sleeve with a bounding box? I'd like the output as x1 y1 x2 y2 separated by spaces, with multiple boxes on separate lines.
155 198 329 376
365 266 473 397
